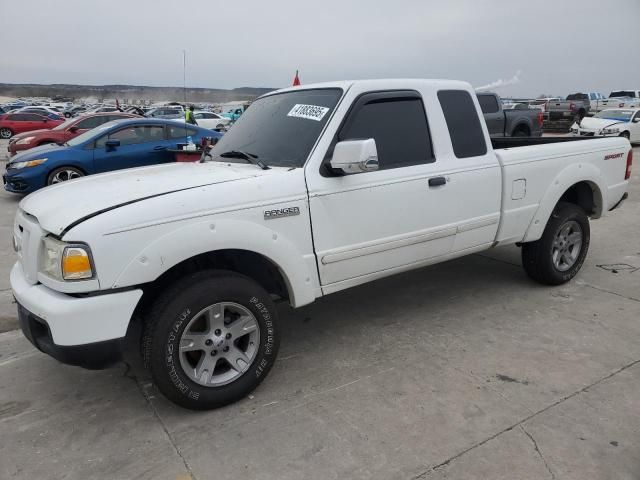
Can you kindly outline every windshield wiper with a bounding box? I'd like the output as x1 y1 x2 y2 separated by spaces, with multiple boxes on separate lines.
218 151 270 170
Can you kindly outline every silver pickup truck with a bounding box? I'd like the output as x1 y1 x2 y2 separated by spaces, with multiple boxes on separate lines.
477 92 543 137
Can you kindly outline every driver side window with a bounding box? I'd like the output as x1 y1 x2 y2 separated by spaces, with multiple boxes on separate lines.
96 125 165 148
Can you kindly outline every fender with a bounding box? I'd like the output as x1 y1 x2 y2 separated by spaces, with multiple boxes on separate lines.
522 162 605 243
112 217 319 307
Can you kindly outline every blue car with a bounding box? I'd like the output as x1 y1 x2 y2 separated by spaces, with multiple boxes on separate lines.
3 118 221 194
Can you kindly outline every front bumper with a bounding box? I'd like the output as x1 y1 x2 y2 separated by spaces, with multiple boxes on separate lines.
3 166 44 193
11 262 143 369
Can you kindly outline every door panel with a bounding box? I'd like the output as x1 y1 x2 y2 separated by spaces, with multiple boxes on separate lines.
306 85 502 291
93 125 170 173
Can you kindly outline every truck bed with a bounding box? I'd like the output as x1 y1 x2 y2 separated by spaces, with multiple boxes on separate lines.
492 135 630 245
491 136 596 150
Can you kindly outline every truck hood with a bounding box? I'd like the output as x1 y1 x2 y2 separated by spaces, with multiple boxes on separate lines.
577 117 626 130
19 162 286 236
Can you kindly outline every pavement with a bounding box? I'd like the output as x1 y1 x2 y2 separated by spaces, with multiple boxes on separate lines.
0 138 639 480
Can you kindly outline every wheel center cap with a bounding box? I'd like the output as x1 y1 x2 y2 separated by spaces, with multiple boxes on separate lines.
213 338 225 348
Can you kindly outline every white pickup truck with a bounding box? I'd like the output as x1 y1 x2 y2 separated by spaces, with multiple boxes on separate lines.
11 79 632 409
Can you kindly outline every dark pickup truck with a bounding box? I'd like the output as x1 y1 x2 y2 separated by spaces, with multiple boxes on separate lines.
477 92 543 137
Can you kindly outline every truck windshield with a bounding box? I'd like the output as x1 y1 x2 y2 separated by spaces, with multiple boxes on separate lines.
210 88 342 168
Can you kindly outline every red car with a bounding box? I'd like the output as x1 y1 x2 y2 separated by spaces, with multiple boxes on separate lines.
0 112 64 140
7 112 139 156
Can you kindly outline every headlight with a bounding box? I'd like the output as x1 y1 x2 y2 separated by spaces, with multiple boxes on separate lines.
601 128 620 135
40 236 94 281
15 136 36 145
10 158 47 169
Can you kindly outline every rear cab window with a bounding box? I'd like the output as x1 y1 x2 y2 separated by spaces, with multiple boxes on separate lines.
438 90 488 158
477 94 500 114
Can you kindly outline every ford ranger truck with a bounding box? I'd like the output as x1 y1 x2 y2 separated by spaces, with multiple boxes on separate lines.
11 79 632 409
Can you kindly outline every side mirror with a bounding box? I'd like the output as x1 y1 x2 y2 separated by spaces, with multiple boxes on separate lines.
42 119 48 122
105 139 120 150
329 139 379 175
633 118 640 123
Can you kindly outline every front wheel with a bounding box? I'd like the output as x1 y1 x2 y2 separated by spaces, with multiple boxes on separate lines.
619 131 630 140
521 202 590 285
47 166 84 185
143 270 279 409
0 128 13 139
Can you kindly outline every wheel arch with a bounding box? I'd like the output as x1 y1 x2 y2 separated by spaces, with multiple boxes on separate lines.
523 165 605 243
113 218 319 311
512 122 531 135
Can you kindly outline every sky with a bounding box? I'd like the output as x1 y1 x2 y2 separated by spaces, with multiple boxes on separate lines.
1 0 639 98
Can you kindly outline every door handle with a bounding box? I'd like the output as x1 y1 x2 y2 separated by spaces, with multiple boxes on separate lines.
154 146 167 151
428 176 446 187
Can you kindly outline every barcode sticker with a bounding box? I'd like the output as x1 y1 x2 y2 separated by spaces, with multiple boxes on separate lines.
287 104 330 121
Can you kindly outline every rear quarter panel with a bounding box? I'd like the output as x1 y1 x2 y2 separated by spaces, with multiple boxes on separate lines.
495 137 630 244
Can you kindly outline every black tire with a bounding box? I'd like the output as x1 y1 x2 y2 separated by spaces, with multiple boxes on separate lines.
0 127 13 139
619 131 630 140
46 166 84 185
521 202 590 285
215 123 224 129
142 270 279 410
513 128 529 137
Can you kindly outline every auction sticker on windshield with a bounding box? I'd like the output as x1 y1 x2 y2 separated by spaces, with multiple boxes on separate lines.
287 104 330 121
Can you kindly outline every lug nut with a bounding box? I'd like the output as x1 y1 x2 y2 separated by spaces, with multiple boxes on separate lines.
205 339 213 346
214 329 222 336
223 346 229 352
211 350 217 356
225 333 232 339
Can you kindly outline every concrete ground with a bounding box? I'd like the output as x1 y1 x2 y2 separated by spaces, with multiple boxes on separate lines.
0 139 639 480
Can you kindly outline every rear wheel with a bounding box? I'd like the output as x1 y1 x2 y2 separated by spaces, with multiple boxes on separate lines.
0 128 13 139
142 270 280 410
619 131 630 140
521 202 590 285
513 128 529 137
46 166 84 185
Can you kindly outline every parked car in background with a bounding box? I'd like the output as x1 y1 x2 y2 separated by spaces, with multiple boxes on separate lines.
146 106 185 119
172 110 231 130
81 105 120 115
63 105 87 118
571 108 640 143
3 118 221 193
590 91 640 116
477 92 543 137
547 92 605 121
0 112 65 139
7 112 139 156
221 106 246 122
15 106 65 120
609 90 640 100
